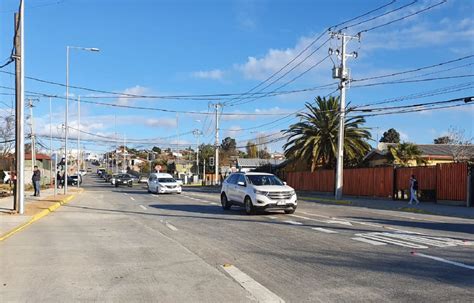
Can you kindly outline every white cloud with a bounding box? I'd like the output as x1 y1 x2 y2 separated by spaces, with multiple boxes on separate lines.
144 118 177 128
117 85 150 105
191 69 225 80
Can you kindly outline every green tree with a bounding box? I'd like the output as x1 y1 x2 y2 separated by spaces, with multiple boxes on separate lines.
389 142 425 166
221 137 237 153
152 146 162 154
433 136 453 144
283 96 371 171
380 128 400 143
246 141 258 158
198 144 215 173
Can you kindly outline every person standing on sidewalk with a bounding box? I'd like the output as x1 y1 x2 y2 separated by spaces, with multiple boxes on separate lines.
32 166 41 197
409 174 419 205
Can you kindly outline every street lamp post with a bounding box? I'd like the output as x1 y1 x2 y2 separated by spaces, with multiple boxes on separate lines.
65 46 99 194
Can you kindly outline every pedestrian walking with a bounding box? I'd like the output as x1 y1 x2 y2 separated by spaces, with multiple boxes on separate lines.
409 174 419 205
57 171 63 189
32 166 41 197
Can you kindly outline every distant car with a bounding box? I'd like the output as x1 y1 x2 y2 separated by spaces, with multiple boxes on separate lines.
87 167 92 172
147 173 182 194
220 172 297 215
138 175 149 183
175 178 184 186
2 171 11 184
67 174 83 186
97 168 106 176
109 174 119 185
113 174 133 187
79 170 87 176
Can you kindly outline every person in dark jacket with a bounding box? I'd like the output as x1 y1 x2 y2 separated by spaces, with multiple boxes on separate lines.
32 166 41 196
57 171 63 189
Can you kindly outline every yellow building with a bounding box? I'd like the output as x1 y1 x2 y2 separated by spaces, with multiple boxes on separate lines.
364 143 474 167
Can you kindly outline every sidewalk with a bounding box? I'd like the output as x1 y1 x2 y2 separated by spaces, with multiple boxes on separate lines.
298 192 474 219
0 187 81 240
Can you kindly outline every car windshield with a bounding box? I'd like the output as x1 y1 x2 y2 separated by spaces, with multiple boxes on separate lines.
158 178 175 183
247 175 284 186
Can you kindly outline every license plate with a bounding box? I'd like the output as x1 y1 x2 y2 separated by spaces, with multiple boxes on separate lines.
277 201 286 206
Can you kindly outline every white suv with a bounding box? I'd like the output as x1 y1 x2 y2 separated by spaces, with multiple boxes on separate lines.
220 172 297 215
147 173 182 194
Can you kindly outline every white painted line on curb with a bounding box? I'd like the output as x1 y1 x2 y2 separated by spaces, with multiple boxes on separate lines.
222 264 285 303
352 237 387 246
412 252 474 270
283 220 303 225
312 227 338 234
165 223 178 231
139 205 147 210
130 197 136 201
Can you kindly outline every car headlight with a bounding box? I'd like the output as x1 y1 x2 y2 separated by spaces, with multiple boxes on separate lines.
254 189 268 196
289 190 296 196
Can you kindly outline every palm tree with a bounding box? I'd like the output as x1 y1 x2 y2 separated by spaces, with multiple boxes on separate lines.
283 96 371 171
389 142 425 166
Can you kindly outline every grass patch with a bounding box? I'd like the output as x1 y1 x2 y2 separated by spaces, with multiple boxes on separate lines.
300 196 352 205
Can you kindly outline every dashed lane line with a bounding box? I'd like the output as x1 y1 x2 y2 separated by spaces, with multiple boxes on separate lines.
352 237 387 246
267 216 278 220
312 227 338 234
130 197 136 201
165 223 178 231
283 220 303 225
355 233 428 249
222 264 285 303
139 205 147 210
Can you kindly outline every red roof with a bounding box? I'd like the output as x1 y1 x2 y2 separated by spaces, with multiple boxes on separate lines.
25 153 51 160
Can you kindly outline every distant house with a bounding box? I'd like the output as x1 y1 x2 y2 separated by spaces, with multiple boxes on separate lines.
364 143 474 167
236 158 285 172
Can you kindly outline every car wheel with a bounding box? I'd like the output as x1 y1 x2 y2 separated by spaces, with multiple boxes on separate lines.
221 193 231 210
155 187 159 194
284 208 296 214
147 186 151 193
244 196 255 215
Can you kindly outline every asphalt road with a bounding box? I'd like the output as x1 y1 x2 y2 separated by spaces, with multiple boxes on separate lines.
1 173 473 302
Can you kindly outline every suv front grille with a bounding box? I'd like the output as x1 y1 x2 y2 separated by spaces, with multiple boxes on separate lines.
267 191 292 200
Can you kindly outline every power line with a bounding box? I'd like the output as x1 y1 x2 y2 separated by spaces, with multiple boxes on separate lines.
352 54 474 82
352 74 474 88
358 0 447 34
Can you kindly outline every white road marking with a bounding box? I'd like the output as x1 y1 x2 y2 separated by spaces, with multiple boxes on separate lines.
381 233 457 248
283 220 303 225
413 252 474 270
352 237 387 246
222 264 285 303
312 227 338 234
327 220 353 226
357 222 383 228
165 223 178 231
267 216 278 220
124 193 129 196
210 202 218 205
139 205 147 210
290 214 330 223
130 197 136 201
355 233 428 249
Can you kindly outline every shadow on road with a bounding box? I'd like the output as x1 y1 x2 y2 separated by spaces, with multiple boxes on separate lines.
349 216 474 235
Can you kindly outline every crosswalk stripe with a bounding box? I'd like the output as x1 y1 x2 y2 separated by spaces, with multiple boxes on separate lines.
352 237 387 246
312 227 338 234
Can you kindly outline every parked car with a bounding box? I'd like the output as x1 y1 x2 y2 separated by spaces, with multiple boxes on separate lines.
220 172 297 215
79 169 87 176
87 167 92 172
109 174 119 185
67 174 83 186
147 173 182 194
113 174 133 187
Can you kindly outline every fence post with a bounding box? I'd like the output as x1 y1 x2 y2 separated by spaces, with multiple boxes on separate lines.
467 165 472 208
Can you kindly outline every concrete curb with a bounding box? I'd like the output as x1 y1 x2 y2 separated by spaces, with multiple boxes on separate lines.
299 196 352 205
0 190 83 242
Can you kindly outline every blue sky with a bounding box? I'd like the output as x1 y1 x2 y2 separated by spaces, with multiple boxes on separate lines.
0 0 473 155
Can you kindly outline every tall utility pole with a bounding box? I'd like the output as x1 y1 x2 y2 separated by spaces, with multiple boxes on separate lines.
14 0 25 214
49 96 55 194
193 129 202 179
77 96 80 188
28 98 36 171
330 31 360 200
212 103 221 185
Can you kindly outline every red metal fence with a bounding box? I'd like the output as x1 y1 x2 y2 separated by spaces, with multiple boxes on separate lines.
285 162 468 202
